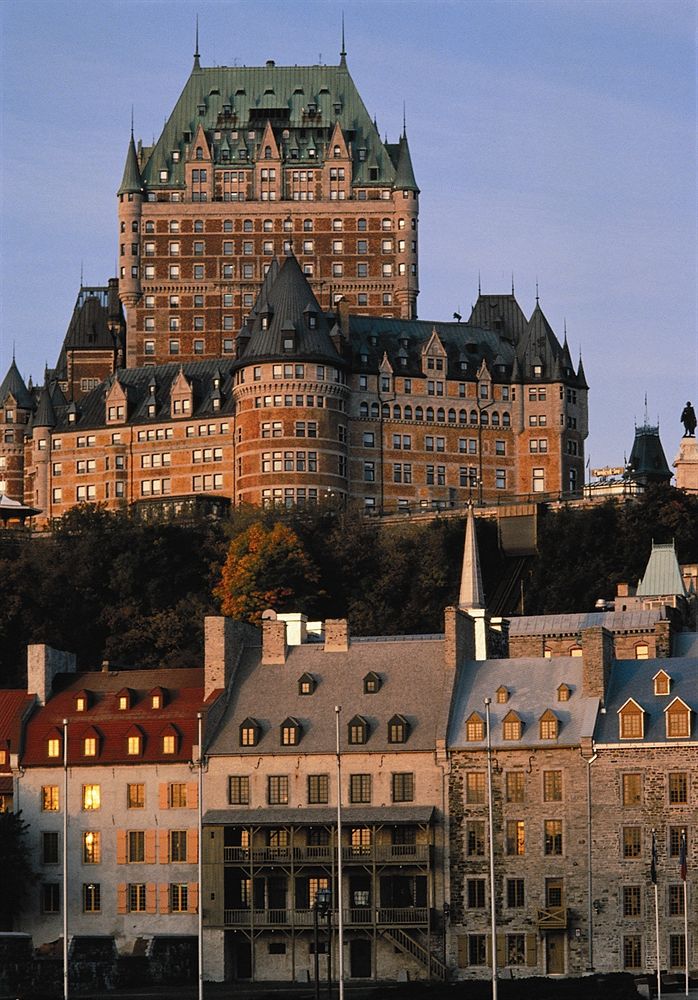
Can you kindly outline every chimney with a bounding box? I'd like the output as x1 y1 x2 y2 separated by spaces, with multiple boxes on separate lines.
616 583 630 597
27 644 77 706
581 626 614 700
262 619 287 664
205 616 257 698
443 606 475 669
324 619 349 652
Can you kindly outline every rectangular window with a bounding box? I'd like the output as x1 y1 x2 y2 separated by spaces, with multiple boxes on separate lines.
308 774 329 804
669 826 686 858
170 883 188 913
465 772 486 804
669 772 688 804
468 934 487 966
506 820 526 855
669 935 686 970
391 772 414 802
82 784 100 810
622 826 642 858
168 783 187 808
129 883 146 912
544 819 563 855
127 784 145 809
668 884 685 916
169 830 187 862
467 878 486 908
83 831 101 864
349 774 372 804
505 772 524 803
42 786 59 811
128 830 145 863
506 934 526 967
83 882 101 913
623 885 642 916
229 776 250 805
268 775 289 805
622 773 642 806
623 936 642 969
41 883 60 914
507 878 525 908
466 820 485 856
42 831 59 865
543 770 562 802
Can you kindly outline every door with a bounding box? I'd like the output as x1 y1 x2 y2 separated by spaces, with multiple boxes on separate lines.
546 931 565 974
350 938 372 978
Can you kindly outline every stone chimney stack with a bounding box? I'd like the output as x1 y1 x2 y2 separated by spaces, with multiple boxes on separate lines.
444 606 475 669
262 619 287 664
324 619 349 652
27 644 77 706
581 625 614 700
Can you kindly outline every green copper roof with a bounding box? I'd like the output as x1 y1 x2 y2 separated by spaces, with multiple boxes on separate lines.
117 135 143 196
392 133 419 192
636 541 686 598
140 59 403 188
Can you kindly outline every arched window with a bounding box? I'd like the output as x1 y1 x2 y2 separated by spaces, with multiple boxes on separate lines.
437 407 445 422
502 411 511 427
264 145 272 159
370 402 379 418
393 404 401 419
480 411 489 425
470 410 478 424
333 145 341 158
415 406 423 421
382 403 390 418
359 402 369 418
448 408 456 423
195 146 203 160
426 406 434 422
491 411 500 426
459 409 467 424
404 405 412 420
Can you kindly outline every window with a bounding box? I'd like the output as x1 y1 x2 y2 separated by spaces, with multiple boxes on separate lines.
229 776 250 806
388 714 408 743
392 772 414 802
465 712 484 741
82 831 100 864
127 784 145 809
348 716 368 745
539 710 558 739
82 785 100 810
128 830 145 863
506 772 524 803
502 712 522 741
129 883 146 912
168 783 187 808
298 673 315 695
47 735 61 758
507 878 525 908
669 935 686 970
666 699 691 738
669 772 688 804
467 820 485 856
669 826 687 858
280 718 301 746
162 734 176 754
363 672 381 693
83 883 101 913
127 733 142 756
170 830 187 862
506 820 526 855
619 701 644 739
350 774 372 803
170 883 189 913
622 774 642 806
543 771 562 802
268 775 289 805
653 669 670 694
42 883 60 913
669 883 685 916
622 826 642 858
623 885 642 916
467 878 486 908
468 934 487 966
544 820 563 855
240 718 259 747
42 786 59 811
42 831 59 865
496 469 507 490
623 936 642 969
465 772 486 804
308 774 329 804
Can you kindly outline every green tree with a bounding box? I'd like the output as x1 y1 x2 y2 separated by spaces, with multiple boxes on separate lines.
0 811 36 929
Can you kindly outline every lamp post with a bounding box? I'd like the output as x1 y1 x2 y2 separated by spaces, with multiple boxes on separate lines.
484 698 498 1000
314 887 332 1000
62 718 69 1000
334 706 345 1000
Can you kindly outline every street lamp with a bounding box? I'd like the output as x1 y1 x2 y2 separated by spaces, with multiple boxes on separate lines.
314 887 332 1000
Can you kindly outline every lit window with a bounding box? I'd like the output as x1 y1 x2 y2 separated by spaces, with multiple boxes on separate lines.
539 710 558 740
502 711 522 740
465 772 486 804
127 784 145 809
83 831 100 864
506 773 525 803
127 734 142 755
42 786 59 811
465 712 484 741
240 718 259 746
280 718 301 746
544 819 563 855
47 736 61 758
543 770 562 802
506 820 526 856
622 773 642 806
82 784 101 810
162 734 176 754
83 736 97 757
298 673 315 695
363 672 381 694
348 716 368 745
388 714 408 744
496 686 509 704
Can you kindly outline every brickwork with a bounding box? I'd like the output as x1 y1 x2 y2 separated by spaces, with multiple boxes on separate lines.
509 627 672 662
27 644 76 706
324 618 349 652
444 607 475 669
581 626 614 698
261 619 287 664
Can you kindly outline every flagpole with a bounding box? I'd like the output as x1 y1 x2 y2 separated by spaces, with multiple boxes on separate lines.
652 829 661 1000
681 829 688 997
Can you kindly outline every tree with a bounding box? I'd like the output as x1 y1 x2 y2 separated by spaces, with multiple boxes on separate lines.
214 521 321 623
0 810 36 929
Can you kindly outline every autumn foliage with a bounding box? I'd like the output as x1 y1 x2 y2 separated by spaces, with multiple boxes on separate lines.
214 521 320 623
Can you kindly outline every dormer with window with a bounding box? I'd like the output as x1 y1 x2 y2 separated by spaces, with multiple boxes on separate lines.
388 714 409 744
82 726 101 758
298 673 316 696
379 352 394 393
170 368 194 418
126 725 144 756
281 717 301 746
348 715 369 745
557 684 571 702
618 698 645 740
116 688 133 711
185 125 213 201
476 359 492 402
106 378 128 424
363 672 381 694
322 122 352 198
47 728 62 759
665 698 691 739
281 323 297 353
539 709 559 740
465 712 484 742
653 670 671 696
502 710 523 741
160 723 180 755
149 687 167 710
240 717 260 747
304 304 317 331
496 686 509 704
420 329 447 377
75 690 91 713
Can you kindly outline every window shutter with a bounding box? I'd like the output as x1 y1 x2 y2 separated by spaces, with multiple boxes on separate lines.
186 829 198 864
117 883 128 914
486 935 492 965
159 830 169 863
159 783 169 809
159 883 170 914
116 830 127 865
188 882 199 913
187 782 198 809
496 934 506 968
146 882 157 914
145 829 157 864
457 935 468 968
526 933 538 967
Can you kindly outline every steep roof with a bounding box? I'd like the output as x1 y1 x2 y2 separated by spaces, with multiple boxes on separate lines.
0 359 33 409
594 656 698 744
117 134 143 196
33 386 57 428
467 294 528 346
636 541 686 598
459 505 484 610
390 132 419 192
139 59 400 190
0 691 35 770
628 424 672 485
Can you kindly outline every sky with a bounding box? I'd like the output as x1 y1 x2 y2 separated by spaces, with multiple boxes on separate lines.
0 0 695 471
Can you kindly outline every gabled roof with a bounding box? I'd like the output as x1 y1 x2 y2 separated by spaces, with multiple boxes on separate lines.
637 541 686 598
516 302 563 377
0 359 33 409
508 608 667 636
0 691 35 772
594 656 698 744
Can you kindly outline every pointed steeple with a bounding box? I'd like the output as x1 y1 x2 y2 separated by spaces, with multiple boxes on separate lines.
117 133 142 196
394 131 419 192
576 352 588 389
33 385 57 429
193 15 201 71
339 13 347 67
459 505 485 611
0 357 33 409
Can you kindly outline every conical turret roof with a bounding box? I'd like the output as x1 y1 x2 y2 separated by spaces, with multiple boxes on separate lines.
117 135 143 196
33 386 57 428
0 358 33 409
393 133 419 192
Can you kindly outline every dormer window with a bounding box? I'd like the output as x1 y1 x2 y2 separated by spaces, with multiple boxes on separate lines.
298 673 316 696
240 718 259 747
618 699 645 740
47 730 62 759
557 684 570 702
283 335 295 352
665 698 691 738
465 712 484 741
496 686 509 704
308 314 317 329
281 717 301 746
161 724 179 755
653 670 671 696
150 688 166 709
117 689 132 711
539 710 559 740
348 715 369 745
75 691 90 712
363 672 381 694
83 727 100 757
388 714 409 744
502 710 523 741
126 726 144 756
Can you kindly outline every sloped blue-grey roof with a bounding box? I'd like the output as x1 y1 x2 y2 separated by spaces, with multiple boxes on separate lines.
594 656 698 744
508 609 666 635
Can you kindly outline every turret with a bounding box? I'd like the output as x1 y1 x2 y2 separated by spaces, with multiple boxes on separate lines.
30 386 56 516
117 133 143 312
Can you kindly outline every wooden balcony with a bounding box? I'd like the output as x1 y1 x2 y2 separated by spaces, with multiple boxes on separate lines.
536 906 567 929
221 906 429 929
222 844 430 866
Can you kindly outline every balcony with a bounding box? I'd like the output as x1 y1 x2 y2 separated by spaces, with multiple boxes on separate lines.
536 906 567 929
221 907 429 929
222 844 430 866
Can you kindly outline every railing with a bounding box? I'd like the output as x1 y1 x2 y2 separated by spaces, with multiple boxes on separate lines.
222 907 429 928
383 927 447 980
223 843 430 865
536 906 568 929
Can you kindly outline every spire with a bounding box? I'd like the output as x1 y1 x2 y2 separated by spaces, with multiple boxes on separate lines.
117 132 142 196
576 351 588 388
402 101 407 137
339 12 347 66
394 129 419 191
459 504 485 611
478 271 481 296
511 273 515 296
193 15 201 70
535 278 540 304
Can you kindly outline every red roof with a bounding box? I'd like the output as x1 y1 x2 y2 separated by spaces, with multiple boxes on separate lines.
22 668 211 767
0 691 35 774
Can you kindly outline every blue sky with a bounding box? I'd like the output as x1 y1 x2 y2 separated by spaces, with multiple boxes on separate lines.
0 0 695 470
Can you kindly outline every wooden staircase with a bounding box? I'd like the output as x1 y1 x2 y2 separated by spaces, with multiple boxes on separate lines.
382 927 447 980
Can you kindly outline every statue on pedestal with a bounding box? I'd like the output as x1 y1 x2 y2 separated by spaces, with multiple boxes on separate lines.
681 401 696 437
